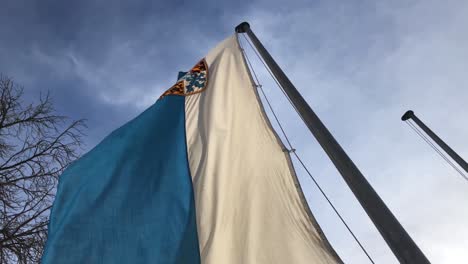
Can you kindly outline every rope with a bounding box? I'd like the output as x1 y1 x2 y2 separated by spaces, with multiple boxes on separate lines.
240 35 306 124
406 120 468 182
238 35 376 264
240 41 294 150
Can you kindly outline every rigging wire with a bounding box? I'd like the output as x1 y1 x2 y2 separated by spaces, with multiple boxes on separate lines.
240 35 307 125
405 120 468 182
238 34 376 264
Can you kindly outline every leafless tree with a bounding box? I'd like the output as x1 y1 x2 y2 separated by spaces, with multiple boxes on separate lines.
0 76 86 263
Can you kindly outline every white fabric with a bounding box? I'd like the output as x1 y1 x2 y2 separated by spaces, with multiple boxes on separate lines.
185 35 341 264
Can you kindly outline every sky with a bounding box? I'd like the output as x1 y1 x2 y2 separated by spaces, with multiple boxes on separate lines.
1 0 468 263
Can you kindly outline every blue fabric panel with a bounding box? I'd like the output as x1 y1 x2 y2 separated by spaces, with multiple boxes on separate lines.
42 96 200 264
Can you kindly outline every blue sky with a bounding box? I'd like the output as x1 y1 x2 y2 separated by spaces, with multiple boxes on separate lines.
1 0 468 263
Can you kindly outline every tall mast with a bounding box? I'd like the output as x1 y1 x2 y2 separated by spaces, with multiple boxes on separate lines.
236 22 430 264
402 110 468 174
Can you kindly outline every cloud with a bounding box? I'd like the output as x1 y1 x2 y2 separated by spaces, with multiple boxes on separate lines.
235 0 468 263
1 0 467 263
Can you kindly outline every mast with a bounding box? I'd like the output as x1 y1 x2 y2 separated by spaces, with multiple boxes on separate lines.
402 110 468 174
236 22 430 264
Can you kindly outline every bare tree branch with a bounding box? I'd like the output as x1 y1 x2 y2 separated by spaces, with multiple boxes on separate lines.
0 75 86 264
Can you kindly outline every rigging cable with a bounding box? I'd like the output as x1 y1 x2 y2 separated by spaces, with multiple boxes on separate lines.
405 120 468 182
238 34 376 264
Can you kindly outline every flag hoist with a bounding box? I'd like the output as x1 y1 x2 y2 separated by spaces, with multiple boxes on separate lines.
42 22 430 264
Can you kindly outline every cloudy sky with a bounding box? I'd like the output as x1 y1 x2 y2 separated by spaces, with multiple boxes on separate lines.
1 0 468 263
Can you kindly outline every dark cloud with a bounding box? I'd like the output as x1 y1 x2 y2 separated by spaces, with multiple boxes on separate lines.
0 0 251 150
2 0 468 262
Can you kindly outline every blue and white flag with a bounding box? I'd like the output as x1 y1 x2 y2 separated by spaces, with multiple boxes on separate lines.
42 35 341 264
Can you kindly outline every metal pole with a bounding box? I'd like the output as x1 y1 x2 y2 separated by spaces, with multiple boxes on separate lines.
402 110 468 173
236 22 430 264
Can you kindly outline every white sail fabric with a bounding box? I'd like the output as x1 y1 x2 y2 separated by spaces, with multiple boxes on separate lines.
185 35 341 264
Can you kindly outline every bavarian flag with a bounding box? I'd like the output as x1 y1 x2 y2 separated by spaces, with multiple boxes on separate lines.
42 35 342 264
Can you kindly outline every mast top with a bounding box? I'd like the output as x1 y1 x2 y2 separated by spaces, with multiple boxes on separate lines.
235 22 250 33
401 110 414 121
